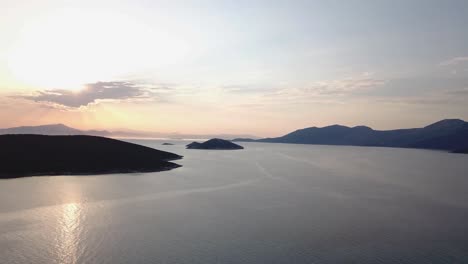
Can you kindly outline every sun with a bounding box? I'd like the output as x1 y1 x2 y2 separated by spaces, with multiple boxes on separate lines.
7 8 190 91
7 48 90 91
6 9 117 90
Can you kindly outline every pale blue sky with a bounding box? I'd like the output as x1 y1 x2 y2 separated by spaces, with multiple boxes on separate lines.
1 0 467 135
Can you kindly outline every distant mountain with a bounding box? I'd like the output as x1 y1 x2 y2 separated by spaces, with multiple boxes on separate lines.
0 124 257 140
1 124 79 135
0 124 111 136
235 119 468 153
166 133 259 140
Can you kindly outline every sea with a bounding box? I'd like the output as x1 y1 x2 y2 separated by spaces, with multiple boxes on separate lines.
1 140 468 264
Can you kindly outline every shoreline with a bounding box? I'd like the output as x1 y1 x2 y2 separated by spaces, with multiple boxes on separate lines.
0 163 182 179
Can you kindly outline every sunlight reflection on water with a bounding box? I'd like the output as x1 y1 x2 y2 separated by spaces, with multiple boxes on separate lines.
56 203 81 264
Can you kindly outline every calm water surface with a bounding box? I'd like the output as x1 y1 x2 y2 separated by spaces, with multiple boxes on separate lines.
1 141 468 264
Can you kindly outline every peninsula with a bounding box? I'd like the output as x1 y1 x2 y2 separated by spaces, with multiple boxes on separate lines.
0 135 182 179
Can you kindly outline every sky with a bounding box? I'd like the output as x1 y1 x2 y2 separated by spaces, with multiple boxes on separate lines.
1 0 468 137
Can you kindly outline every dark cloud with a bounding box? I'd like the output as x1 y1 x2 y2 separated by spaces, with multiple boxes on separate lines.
18 81 152 107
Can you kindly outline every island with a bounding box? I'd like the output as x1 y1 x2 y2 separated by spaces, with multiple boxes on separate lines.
162 143 175 145
0 135 183 179
186 138 244 150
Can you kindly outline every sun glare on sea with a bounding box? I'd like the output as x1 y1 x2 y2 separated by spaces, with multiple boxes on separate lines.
56 202 82 264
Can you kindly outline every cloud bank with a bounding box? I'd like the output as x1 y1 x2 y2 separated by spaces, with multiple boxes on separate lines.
19 81 152 108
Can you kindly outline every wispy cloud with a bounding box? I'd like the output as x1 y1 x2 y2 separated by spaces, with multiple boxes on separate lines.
267 76 385 101
221 84 273 94
306 77 385 95
17 81 155 108
440 56 468 66
222 75 387 111
373 87 468 106
446 88 468 96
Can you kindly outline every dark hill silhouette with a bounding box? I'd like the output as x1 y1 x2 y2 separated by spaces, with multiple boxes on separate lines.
0 135 182 179
186 138 244 150
234 119 468 153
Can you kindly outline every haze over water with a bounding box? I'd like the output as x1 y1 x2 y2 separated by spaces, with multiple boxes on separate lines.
1 141 468 263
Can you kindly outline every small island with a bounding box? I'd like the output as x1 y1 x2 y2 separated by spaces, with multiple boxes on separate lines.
186 138 244 150
162 143 175 145
0 135 182 179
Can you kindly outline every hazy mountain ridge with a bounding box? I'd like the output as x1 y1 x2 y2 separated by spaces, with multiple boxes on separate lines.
0 124 112 137
0 124 257 140
234 119 468 153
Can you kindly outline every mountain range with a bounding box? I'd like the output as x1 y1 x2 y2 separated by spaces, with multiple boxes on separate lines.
233 119 468 153
3 120 468 153
0 124 257 140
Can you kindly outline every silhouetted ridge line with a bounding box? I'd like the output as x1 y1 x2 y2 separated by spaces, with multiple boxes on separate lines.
234 119 468 153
